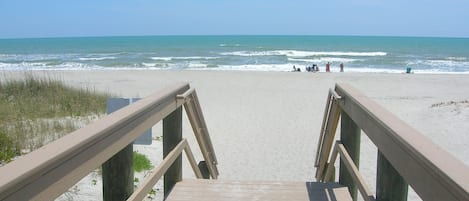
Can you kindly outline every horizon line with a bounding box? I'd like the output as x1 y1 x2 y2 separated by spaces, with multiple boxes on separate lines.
1 34 468 40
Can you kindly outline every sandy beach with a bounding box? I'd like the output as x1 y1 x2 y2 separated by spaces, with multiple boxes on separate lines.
4 70 469 200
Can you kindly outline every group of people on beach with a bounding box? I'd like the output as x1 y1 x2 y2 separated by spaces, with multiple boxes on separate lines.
305 64 319 72
292 62 344 72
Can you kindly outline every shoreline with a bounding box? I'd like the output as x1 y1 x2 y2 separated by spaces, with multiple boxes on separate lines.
2 68 469 74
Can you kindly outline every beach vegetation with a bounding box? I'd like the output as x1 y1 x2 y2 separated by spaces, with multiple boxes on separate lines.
147 188 157 199
133 151 153 172
0 128 20 163
430 100 469 108
0 74 110 164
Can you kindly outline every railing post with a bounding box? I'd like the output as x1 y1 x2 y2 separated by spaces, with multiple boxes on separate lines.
102 144 134 201
376 151 408 201
163 106 183 198
339 112 361 201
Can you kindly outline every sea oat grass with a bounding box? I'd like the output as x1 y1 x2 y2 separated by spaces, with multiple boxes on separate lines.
0 74 110 163
0 74 108 120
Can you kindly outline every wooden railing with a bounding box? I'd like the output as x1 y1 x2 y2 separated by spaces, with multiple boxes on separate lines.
0 83 218 201
315 83 469 201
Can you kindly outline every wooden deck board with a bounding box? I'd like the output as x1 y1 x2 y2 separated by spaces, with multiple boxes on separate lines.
165 179 352 201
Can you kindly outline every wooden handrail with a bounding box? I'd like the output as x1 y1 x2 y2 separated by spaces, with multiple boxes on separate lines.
314 89 333 168
0 83 218 200
324 141 375 201
317 83 469 201
178 89 219 179
315 89 341 180
127 139 202 201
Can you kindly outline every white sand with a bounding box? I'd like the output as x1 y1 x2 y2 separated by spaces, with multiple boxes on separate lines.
5 70 468 200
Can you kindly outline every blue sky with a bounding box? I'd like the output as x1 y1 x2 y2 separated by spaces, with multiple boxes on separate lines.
0 0 468 38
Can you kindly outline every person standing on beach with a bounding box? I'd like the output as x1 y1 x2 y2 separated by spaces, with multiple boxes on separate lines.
326 62 330 72
340 63 344 72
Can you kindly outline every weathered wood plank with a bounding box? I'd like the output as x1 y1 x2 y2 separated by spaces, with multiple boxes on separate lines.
315 90 334 167
376 150 408 201
316 90 341 181
335 83 469 201
166 180 352 201
127 139 203 201
102 144 134 201
339 112 361 201
163 107 183 198
181 90 219 179
336 144 375 201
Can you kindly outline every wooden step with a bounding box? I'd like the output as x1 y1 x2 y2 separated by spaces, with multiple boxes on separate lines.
166 179 352 201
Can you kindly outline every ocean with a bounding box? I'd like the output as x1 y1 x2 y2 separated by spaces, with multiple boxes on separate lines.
1 35 468 73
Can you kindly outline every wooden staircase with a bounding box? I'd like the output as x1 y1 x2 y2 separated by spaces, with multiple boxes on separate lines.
166 179 352 201
1 83 467 201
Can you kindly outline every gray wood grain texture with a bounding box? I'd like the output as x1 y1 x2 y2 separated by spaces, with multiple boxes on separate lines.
166 179 352 201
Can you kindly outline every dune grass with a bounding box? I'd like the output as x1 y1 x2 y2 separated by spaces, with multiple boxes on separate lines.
0 75 107 120
0 74 110 163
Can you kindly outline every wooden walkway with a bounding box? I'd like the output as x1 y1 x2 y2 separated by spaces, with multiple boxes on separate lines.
2 83 468 201
166 179 352 201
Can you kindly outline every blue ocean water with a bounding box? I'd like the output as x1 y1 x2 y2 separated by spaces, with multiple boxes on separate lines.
1 35 468 73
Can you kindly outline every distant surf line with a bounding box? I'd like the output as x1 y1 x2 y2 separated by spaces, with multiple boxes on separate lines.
219 50 388 57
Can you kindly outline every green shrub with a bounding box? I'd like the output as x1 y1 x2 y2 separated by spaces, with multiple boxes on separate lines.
133 152 153 172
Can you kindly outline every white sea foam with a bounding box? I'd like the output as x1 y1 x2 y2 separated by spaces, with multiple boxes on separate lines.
150 57 173 61
446 57 467 61
51 62 102 70
219 44 241 47
288 57 360 63
322 66 469 74
427 60 469 67
141 62 173 68
0 62 48 68
0 61 99 70
151 56 218 61
219 51 278 56
142 62 157 67
177 56 218 60
407 59 469 68
214 64 403 73
216 63 297 72
89 52 125 56
220 50 387 57
0 62 16 68
78 57 116 61
0 54 66 61
0 54 11 59
412 69 469 74
345 66 469 74
344 67 405 74
148 61 211 69
187 63 208 68
205 63 469 74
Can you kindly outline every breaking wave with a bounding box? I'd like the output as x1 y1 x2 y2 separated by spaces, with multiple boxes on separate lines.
288 57 360 63
220 50 387 57
78 57 116 61
150 56 218 61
